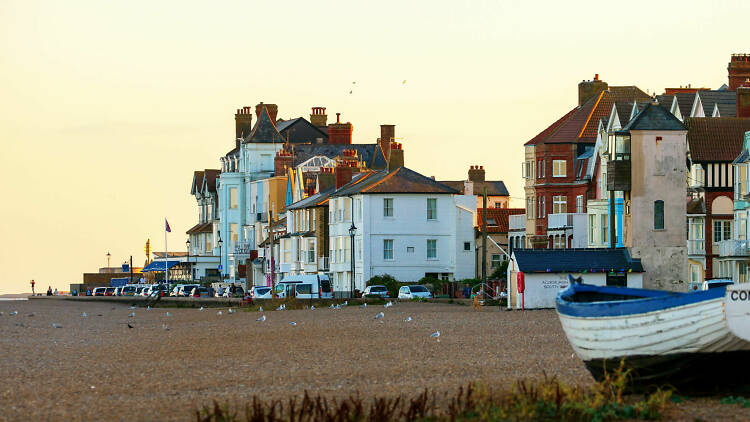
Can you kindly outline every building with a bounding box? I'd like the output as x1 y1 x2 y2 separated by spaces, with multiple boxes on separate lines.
476 207 524 278
440 165 510 209
507 248 644 309
186 169 220 281
718 131 750 283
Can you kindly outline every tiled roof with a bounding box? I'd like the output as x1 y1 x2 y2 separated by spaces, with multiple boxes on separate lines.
203 169 220 193
695 91 736 117
618 102 686 133
524 107 578 146
513 248 644 273
191 170 204 195
686 197 705 215
477 208 524 233
685 117 750 162
578 87 651 141
657 94 674 110
285 186 336 210
186 222 212 234
439 180 509 196
275 117 329 142
244 105 286 144
291 144 386 170
333 167 459 196
674 92 695 119
543 94 600 144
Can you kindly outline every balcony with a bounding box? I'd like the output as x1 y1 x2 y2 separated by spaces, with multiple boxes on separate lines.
687 239 705 256
509 214 526 231
547 213 586 229
234 242 254 255
318 256 329 271
719 239 750 257
606 160 631 191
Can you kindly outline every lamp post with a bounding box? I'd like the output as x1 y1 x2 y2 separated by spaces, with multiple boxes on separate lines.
186 238 191 282
106 252 111 274
217 233 223 280
349 222 356 299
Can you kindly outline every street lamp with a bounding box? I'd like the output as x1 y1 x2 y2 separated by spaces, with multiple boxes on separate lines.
217 233 223 280
349 222 356 299
186 238 191 281
106 252 111 274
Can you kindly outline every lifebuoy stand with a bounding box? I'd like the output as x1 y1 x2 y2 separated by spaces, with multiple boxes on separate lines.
517 272 525 310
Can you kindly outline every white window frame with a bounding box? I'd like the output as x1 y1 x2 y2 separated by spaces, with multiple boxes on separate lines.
553 160 566 177
553 195 567 214
427 198 437 220
383 239 394 260
229 188 238 209
383 198 394 217
576 195 583 214
426 239 437 260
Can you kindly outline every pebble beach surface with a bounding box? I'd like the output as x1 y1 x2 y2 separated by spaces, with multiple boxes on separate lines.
0 299 747 421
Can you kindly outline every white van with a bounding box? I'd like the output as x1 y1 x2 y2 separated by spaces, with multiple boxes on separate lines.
275 275 333 299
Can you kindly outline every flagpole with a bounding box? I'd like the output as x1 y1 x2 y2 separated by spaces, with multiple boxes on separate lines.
165 220 169 287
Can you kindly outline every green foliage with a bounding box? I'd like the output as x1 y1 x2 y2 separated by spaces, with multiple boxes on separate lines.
490 260 509 280
720 396 750 407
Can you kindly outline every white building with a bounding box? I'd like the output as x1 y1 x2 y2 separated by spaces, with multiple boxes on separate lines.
187 169 220 281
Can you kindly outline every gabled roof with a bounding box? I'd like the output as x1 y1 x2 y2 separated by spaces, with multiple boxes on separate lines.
191 171 204 195
693 90 736 118
685 117 750 162
512 248 644 273
524 106 578 146
333 167 459 196
673 92 695 120
477 208 524 233
275 117 329 143
686 197 705 215
618 102 686 133
203 169 220 194
285 186 337 211
244 106 286 144
438 180 509 196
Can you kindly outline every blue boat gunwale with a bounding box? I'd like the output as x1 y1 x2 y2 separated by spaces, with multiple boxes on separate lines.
556 283 726 318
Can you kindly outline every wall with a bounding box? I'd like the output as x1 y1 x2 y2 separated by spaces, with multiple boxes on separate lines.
627 129 688 290
524 145 536 244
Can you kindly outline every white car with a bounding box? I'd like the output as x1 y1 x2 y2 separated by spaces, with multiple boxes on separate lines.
250 286 272 299
398 285 432 300
362 285 390 298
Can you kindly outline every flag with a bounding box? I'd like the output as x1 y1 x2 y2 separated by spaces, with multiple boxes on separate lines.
165 218 171 233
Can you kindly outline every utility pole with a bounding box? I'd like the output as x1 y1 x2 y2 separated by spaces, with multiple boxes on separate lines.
268 198 275 298
129 256 133 284
609 190 616 248
482 187 488 288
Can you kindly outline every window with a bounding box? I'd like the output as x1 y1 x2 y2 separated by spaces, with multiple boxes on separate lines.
491 254 502 267
356 238 362 260
553 235 566 249
654 200 665 230
537 196 545 218
383 198 394 217
336 237 343 264
553 195 567 214
427 239 437 259
690 264 701 283
589 214 595 243
383 239 394 260
537 160 545 178
576 195 583 213
230 223 238 246
553 160 566 177
427 198 437 220
307 239 315 264
526 197 535 219
344 197 351 221
463 242 471 251
714 220 732 243
344 235 351 263
407 246 415 253
229 188 238 209
601 214 608 244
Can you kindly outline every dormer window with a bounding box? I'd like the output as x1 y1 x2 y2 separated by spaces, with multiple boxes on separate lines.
609 134 631 161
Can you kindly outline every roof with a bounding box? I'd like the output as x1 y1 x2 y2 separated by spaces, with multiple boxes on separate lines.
290 143 387 170
333 167 459 196
191 170 204 195
512 248 644 273
686 197 705 215
477 208 524 233
186 222 212 234
695 90 736 117
734 149 750 164
285 186 336 210
685 118 750 162
243 105 286 144
526 85 650 145
673 92 695 119
203 169 219 193
618 102 686 133
439 180 509 196
275 117 329 143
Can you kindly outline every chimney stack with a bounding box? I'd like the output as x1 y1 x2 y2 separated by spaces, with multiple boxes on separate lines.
738 81 750 118
317 167 335 192
255 102 279 122
310 107 327 127
335 161 354 188
379 124 395 159
387 142 404 171
328 113 353 144
274 149 292 177
728 54 750 91
578 74 608 106
235 106 253 138
468 165 485 183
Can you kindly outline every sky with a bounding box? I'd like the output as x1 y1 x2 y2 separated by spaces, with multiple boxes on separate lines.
1 0 748 294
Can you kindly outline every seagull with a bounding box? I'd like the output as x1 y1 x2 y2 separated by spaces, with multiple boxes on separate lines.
128 312 135 318
342 301 348 306
335 304 341 310
52 323 62 329
349 90 353 94
162 324 169 331
257 315 266 322
81 312 87 318
374 312 384 320
310 305 315 310
147 306 151 311
402 79 407 84
228 308 235 314
127 323 134 329
329 304 335 310
165 312 172 317
259 306 263 313
384 301 393 308
361 303 367 308
217 311 223 316
9 311 18 316
289 321 297 326
404 317 412 322
129 306 136 310
199 307 204 311
430 330 440 341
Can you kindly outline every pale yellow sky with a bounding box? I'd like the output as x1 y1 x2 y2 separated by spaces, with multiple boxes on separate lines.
1 0 748 293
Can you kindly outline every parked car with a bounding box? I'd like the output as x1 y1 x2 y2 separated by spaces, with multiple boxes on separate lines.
222 285 245 298
92 287 106 296
172 284 199 297
104 287 116 296
190 286 211 297
362 285 390 298
275 275 333 299
121 285 137 296
250 286 272 299
398 285 432 300
146 284 169 297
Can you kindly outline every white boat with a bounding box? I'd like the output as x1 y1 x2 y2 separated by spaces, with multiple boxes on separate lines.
556 280 750 393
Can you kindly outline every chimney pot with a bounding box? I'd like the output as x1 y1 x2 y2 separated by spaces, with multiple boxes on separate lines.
336 113 341 123
594 73 599 81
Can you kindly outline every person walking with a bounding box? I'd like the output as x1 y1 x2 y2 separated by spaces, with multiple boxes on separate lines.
46 286 52 296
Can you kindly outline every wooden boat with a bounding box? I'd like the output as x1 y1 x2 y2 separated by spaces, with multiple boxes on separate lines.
556 280 750 393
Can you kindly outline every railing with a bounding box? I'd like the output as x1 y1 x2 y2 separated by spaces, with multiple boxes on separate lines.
719 239 750 257
234 242 253 255
318 256 329 271
688 239 705 255
509 214 526 231
547 213 586 229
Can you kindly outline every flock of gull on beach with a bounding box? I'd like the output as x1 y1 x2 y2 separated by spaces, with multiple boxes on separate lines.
1 300 441 341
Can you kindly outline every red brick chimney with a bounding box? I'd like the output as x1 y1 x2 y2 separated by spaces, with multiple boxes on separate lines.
235 106 253 138
335 162 354 188
317 167 335 192
386 142 404 171
328 113 353 144
468 165 485 183
255 102 279 122
578 74 608 106
738 80 750 118
274 150 292 176
379 124 395 158
729 54 750 91
310 107 327 127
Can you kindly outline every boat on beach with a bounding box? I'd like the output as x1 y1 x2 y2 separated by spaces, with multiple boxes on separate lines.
556 279 750 393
